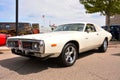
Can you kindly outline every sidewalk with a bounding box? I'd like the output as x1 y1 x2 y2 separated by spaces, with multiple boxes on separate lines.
109 41 120 45
0 46 10 51
108 41 120 48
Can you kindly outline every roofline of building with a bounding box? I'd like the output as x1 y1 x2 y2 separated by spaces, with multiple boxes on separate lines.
0 22 31 24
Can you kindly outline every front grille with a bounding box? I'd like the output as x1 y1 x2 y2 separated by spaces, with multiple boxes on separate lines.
7 41 19 47
14 41 19 47
7 39 41 52
22 41 32 49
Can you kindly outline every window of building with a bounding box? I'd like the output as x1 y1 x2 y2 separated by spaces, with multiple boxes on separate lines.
6 25 10 30
18 23 24 31
0 25 2 30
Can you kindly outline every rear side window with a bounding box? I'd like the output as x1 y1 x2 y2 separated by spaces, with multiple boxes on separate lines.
85 24 96 32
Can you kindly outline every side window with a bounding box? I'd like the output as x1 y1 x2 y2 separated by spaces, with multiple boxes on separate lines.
85 24 96 32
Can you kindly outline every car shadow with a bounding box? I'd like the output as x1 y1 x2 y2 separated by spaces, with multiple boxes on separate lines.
0 49 98 75
112 53 120 56
0 51 3 54
0 56 60 75
77 49 98 59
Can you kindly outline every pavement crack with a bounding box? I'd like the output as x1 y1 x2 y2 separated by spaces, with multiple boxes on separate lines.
88 71 109 80
97 56 106 61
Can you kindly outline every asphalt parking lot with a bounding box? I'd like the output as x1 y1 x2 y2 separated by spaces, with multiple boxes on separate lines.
0 41 120 80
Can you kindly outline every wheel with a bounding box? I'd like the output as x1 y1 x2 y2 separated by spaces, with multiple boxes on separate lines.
58 43 78 67
98 39 108 52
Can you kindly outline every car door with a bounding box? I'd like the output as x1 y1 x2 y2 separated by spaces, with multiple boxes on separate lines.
84 24 100 50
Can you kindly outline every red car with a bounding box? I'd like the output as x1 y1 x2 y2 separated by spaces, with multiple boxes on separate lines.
0 34 7 46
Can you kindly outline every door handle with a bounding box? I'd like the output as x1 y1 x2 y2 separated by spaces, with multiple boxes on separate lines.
96 33 99 35
85 37 88 39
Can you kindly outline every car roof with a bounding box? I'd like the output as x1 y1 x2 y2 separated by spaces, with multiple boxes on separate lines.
110 25 120 27
58 22 96 25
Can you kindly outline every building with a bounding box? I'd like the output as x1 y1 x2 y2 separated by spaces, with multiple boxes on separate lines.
0 22 32 36
107 15 120 40
32 23 40 34
110 15 120 25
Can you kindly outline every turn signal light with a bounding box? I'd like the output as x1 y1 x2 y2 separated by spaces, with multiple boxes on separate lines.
51 44 57 47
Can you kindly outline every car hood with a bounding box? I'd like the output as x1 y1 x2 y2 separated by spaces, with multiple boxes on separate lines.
8 31 82 40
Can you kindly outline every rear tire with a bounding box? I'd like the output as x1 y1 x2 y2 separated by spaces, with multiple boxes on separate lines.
98 39 108 52
58 43 78 67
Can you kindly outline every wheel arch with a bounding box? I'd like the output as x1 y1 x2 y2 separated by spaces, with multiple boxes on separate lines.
58 40 79 66
105 37 108 43
64 40 79 53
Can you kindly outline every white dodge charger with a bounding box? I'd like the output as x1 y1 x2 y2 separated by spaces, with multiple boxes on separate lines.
6 22 112 67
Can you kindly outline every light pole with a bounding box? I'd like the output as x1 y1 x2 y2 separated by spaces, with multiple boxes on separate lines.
16 0 18 36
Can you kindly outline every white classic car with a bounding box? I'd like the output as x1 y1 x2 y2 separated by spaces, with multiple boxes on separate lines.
6 22 112 67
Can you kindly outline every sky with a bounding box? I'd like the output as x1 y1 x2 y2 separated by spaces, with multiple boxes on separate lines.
0 0 105 27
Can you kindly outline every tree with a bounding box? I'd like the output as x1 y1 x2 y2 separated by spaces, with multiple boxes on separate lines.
80 0 120 30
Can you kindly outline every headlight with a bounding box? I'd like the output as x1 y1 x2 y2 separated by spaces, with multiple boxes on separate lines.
32 40 45 53
34 43 38 48
39 40 45 53
39 40 44 46
32 42 40 51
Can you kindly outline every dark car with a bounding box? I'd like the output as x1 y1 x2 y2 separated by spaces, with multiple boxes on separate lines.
101 26 108 31
110 25 120 40
101 25 120 40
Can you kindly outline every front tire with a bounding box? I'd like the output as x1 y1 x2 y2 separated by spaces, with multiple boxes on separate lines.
58 43 78 67
98 39 108 52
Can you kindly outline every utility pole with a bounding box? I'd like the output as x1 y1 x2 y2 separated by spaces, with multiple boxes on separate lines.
16 0 18 36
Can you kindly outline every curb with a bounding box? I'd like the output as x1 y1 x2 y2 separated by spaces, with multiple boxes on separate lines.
0 46 10 51
108 41 120 48
0 49 10 51
109 41 120 45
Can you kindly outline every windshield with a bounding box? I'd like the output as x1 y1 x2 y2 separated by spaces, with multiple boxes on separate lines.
54 23 85 31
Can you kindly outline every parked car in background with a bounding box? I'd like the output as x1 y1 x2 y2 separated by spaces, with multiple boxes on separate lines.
101 25 120 40
0 34 7 46
101 26 108 31
6 22 112 67
110 25 120 40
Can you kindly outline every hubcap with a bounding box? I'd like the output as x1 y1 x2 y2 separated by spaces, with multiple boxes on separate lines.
103 40 108 50
65 46 76 64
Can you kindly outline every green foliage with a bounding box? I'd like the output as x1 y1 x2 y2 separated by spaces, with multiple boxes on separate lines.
80 0 120 16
